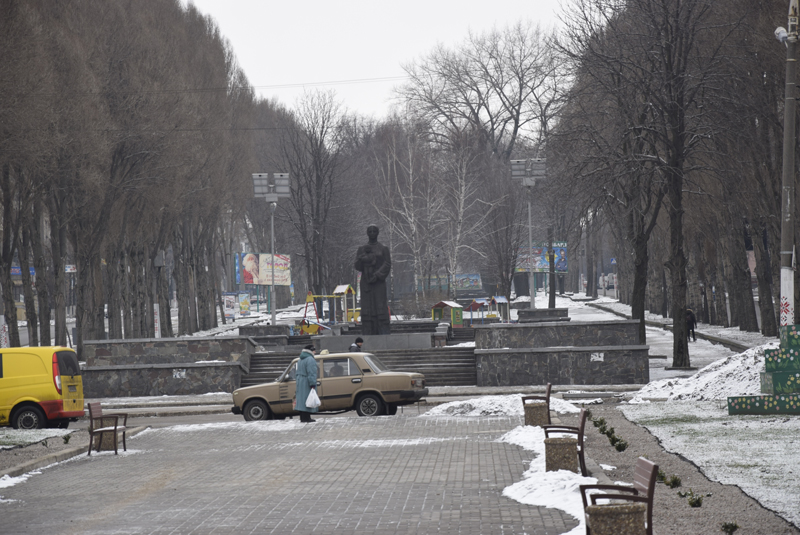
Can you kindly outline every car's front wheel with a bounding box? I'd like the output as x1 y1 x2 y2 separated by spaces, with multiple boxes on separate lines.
13 406 46 429
243 399 271 421
355 393 384 417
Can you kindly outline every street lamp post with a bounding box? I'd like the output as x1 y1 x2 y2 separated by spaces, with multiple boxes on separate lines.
252 172 291 326
511 159 546 309
776 0 799 326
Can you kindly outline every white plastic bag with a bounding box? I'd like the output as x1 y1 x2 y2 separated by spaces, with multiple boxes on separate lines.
306 388 321 409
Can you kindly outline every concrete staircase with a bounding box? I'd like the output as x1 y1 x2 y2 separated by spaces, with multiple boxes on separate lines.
240 346 477 388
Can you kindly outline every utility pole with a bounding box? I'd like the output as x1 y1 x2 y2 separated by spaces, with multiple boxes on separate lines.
548 226 555 309
511 159 546 309
777 1 799 326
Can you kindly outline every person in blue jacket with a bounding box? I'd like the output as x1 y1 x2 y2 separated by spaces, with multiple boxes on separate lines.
295 345 319 423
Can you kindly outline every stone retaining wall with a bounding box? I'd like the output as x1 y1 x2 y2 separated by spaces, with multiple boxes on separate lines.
517 308 569 322
81 336 254 397
475 345 649 386
82 337 251 367
474 320 640 349
82 362 244 398
238 325 292 337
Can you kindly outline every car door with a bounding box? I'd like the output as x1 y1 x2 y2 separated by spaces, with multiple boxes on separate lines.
320 357 362 410
273 361 298 415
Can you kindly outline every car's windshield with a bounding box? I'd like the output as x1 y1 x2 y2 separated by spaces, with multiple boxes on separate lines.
279 361 297 382
363 354 391 374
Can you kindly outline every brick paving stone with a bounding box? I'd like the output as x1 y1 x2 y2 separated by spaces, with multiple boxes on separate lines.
0 415 578 535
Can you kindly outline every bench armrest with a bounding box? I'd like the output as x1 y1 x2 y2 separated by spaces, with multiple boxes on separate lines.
579 484 637 508
107 412 128 426
90 414 119 431
542 425 578 438
590 493 649 506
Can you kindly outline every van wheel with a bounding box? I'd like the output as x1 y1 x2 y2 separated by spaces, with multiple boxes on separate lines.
243 400 270 421
356 394 384 417
13 406 46 430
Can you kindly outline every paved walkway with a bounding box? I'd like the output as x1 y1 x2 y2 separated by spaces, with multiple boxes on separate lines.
2 414 577 535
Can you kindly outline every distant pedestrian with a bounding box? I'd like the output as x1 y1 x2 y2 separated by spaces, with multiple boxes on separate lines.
686 309 697 342
349 337 364 352
295 345 319 423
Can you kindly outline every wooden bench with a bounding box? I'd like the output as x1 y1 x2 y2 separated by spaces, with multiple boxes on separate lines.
87 402 128 456
579 456 658 535
521 383 552 425
543 407 588 476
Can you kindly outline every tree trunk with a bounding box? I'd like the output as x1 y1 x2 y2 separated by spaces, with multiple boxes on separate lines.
665 165 689 368
19 226 38 347
30 199 51 346
753 222 778 336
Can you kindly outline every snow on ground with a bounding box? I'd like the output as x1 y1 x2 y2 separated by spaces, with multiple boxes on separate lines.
629 344 774 402
422 394 581 417
498 425 597 535
621 401 800 527
0 428 73 449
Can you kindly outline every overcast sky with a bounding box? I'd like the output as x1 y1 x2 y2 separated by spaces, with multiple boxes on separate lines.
188 0 564 118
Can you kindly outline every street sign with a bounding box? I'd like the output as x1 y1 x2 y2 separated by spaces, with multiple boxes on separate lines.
611 258 617 264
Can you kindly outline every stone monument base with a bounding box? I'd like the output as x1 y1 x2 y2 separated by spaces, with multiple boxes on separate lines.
314 333 433 352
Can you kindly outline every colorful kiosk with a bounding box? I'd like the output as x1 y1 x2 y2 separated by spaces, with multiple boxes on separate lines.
431 300 464 328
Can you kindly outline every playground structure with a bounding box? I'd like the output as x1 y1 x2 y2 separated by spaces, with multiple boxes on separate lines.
298 287 359 335
431 300 464 328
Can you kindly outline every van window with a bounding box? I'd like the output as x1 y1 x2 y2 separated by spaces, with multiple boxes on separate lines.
56 351 80 376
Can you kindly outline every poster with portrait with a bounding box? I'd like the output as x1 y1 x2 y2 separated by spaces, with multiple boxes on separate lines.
223 293 237 320
240 253 292 286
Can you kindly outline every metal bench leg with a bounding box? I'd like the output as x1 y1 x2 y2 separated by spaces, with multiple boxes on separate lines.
121 430 127 452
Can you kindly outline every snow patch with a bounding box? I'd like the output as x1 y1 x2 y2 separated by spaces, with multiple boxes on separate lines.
498 425 596 535
629 345 772 402
422 394 580 417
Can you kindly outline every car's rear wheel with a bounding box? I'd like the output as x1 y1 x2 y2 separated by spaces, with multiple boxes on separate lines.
13 406 46 430
356 393 384 417
385 403 398 416
243 399 270 421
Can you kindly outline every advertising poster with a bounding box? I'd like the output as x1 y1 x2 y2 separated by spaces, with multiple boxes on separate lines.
223 293 237 320
516 242 568 273
238 292 251 316
241 253 292 286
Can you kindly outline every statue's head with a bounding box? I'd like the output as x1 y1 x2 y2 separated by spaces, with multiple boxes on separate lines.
367 225 379 241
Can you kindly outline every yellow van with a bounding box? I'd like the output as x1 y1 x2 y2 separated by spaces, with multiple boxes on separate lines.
0 347 84 429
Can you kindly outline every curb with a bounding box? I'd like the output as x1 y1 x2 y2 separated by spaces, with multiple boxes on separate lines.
1 426 149 479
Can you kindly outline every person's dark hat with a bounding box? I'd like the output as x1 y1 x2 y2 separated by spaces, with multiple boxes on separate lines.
355 337 363 344
304 344 316 351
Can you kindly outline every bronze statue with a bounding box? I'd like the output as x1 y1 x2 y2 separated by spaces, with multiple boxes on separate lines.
354 225 391 335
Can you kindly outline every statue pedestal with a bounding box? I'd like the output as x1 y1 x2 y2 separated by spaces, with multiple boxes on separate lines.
315 333 434 352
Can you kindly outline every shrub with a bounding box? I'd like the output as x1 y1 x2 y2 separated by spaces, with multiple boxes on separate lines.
666 475 682 488
721 522 739 534
614 440 628 452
